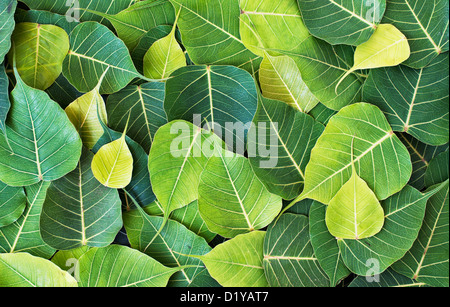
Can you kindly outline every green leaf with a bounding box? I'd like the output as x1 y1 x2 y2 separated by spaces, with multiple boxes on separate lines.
40 148 123 250
247 93 324 200
198 150 282 238
259 54 319 113
106 82 167 154
62 22 146 94
298 0 386 46
0 63 9 133
0 182 55 259
263 213 330 287
363 53 449 146
0 252 78 287
51 246 90 272
424 151 449 188
0 0 17 63
349 268 427 287
170 0 261 72
14 9 79 34
392 181 449 287
0 68 82 187
325 138 385 240
0 181 26 227
336 23 411 93
382 0 449 69
309 201 351 287
196 231 269 287
78 245 181 287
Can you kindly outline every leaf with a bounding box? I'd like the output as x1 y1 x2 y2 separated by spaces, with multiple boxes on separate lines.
78 245 181 287
424 151 449 188
0 67 82 187
336 23 411 93
349 268 427 287
91 118 134 189
0 62 9 133
198 150 282 238
0 181 26 227
285 103 412 210
170 0 261 72
382 0 449 68
259 54 319 113
298 0 386 46
337 182 447 276
164 65 258 149
40 148 123 250
196 231 269 287
106 83 167 154
309 201 351 287
263 213 330 287
143 12 186 79
51 246 90 272
62 21 146 94
247 93 324 200
392 181 449 287
0 0 17 63
238 0 310 56
84 0 176 51
65 69 109 149
0 252 78 287
14 9 79 35
0 182 56 258
325 137 385 240
363 53 449 146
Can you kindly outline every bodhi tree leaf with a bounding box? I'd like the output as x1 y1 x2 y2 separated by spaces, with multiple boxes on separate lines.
0 182 56 259
325 138 385 240
14 9 79 35
424 151 449 188
195 231 269 287
9 22 70 90
382 0 449 69
363 53 449 146
263 214 330 287
0 252 78 287
0 0 17 63
0 63 9 133
0 67 82 187
198 150 282 238
40 148 123 250
349 268 427 287
336 23 411 93
0 181 26 227
298 0 386 46
78 245 183 287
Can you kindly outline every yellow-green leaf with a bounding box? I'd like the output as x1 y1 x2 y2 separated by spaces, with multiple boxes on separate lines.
9 22 69 90
336 24 410 93
91 120 133 189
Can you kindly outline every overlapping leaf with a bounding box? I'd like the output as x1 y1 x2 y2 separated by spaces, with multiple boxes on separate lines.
0 0 17 63
0 181 26 227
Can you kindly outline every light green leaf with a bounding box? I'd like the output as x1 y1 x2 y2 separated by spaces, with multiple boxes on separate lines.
0 67 82 187
198 150 282 238
0 0 17 63
78 245 181 287
40 149 123 250
9 22 69 90
363 53 449 146
0 182 55 258
298 0 386 46
51 246 90 272
263 214 330 287
196 231 269 287
0 181 26 227
325 138 385 240
382 0 449 69
0 252 78 287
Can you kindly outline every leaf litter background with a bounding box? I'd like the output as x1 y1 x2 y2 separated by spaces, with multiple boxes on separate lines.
0 0 448 287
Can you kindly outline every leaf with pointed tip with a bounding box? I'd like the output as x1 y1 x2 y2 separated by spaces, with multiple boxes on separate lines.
392 181 449 287
263 213 330 287
298 0 386 46
106 82 167 154
199 150 282 238
196 231 268 287
78 245 180 287
0 0 17 63
0 181 26 227
424 151 449 188
382 0 449 69
40 149 123 250
0 69 82 187
0 182 55 258
363 53 449 146
169 0 261 72
9 22 70 90
0 252 78 287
